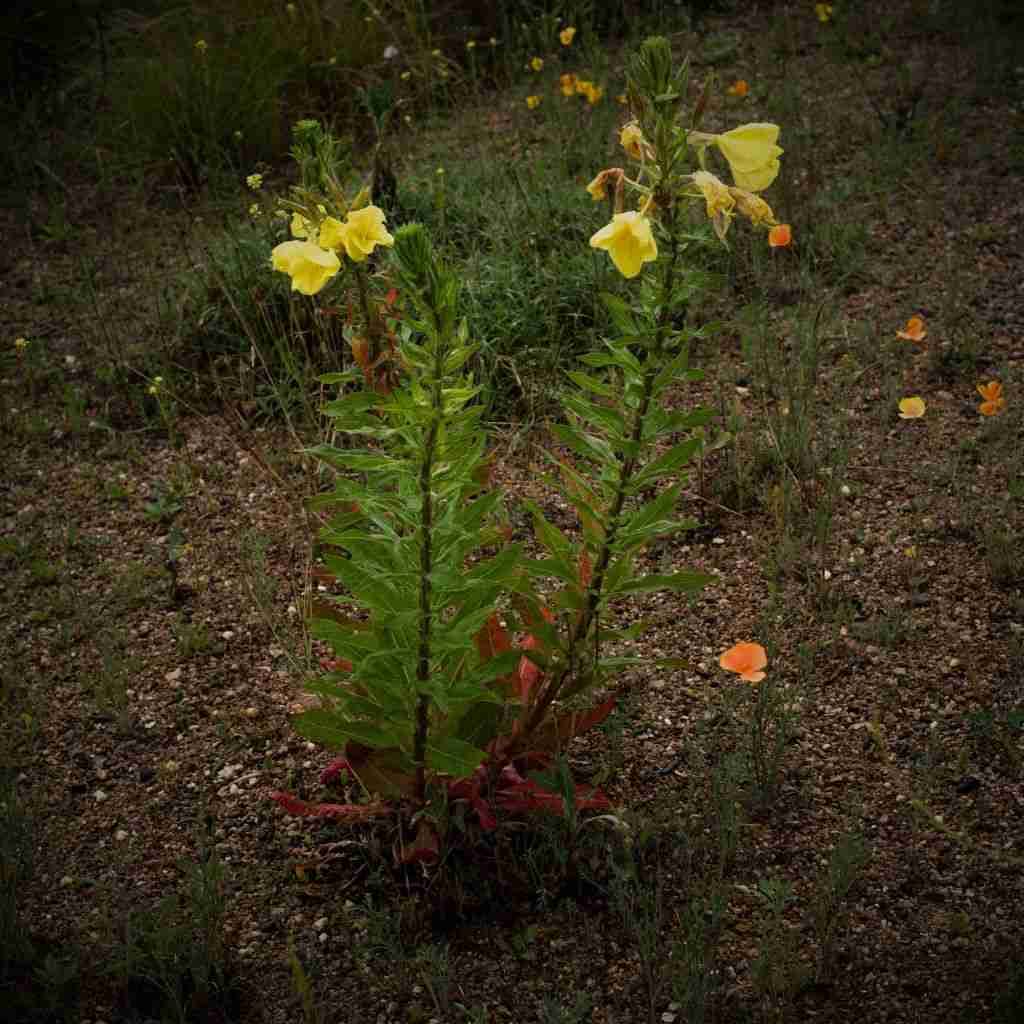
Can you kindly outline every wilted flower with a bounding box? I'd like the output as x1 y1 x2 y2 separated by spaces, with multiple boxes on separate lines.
530 56 544 72
977 380 1005 416
768 223 792 247
271 240 341 295
585 168 622 202
896 316 927 342
560 72 577 96
691 170 735 241
246 173 263 191
290 212 317 241
559 26 576 46
590 211 658 279
727 79 749 97
815 3 834 22
620 122 647 159
729 186 777 226
719 642 767 683
898 396 926 419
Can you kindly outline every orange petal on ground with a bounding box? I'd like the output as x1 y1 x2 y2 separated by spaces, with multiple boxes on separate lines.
768 224 791 247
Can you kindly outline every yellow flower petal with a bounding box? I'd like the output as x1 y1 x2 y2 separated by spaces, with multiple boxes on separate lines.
290 212 317 241
713 123 783 192
317 216 348 252
620 123 646 159
692 170 736 241
271 240 341 295
589 211 657 279
338 205 394 263
559 27 576 46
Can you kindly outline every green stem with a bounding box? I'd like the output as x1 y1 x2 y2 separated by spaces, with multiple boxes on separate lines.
412 329 447 803
510 214 683 755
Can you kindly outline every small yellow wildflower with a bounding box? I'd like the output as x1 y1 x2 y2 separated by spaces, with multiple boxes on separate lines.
559 26 576 46
691 170 736 241
194 38 208 54
526 95 542 110
583 82 603 105
590 211 658 279
14 336 29 351
436 167 445 175
271 240 341 295
575 78 591 95
530 56 544 72
431 48 441 57
148 376 164 397
898 397 926 419
401 70 411 80
246 173 263 191
466 40 476 50
248 203 260 217
560 73 577 96
815 3 834 23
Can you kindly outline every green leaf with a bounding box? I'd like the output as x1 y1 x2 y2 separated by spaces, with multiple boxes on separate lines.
566 370 615 399
599 292 639 335
322 555 406 614
550 422 617 467
562 392 627 440
630 438 702 490
425 734 487 776
306 445 401 474
609 571 714 595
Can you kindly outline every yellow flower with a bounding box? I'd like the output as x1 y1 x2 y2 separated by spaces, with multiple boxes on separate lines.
248 203 260 217
401 70 411 80
727 79 749 97
559 26 576 46
466 40 476 50
335 205 394 263
620 122 646 159
194 38 208 54
246 173 263 191
691 170 736 242
728 186 777 226
815 3 834 23
316 216 347 250
560 72 577 96
898 397 926 419
489 36 498 46
290 212 317 241
589 211 658 279
977 380 1005 417
530 56 543 72
584 82 603 104
708 123 783 192
271 240 341 295
526 94 542 109
575 78 591 95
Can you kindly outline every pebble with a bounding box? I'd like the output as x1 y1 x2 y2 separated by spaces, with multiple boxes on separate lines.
93 789 108 802
114 829 129 842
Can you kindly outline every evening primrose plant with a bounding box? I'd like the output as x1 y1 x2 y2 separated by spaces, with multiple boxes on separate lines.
272 38 792 865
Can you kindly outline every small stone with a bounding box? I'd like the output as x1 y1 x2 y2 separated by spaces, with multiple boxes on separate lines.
314 916 328 930
60 875 74 888
114 829 129 842
93 789 108 802
165 668 182 683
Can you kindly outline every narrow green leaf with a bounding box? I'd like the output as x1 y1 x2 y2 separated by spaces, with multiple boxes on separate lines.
610 571 714 595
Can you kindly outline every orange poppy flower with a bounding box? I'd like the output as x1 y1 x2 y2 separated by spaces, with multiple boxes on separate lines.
768 223 791 247
896 316 927 342
977 380 1005 416
719 642 767 683
898 396 926 419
